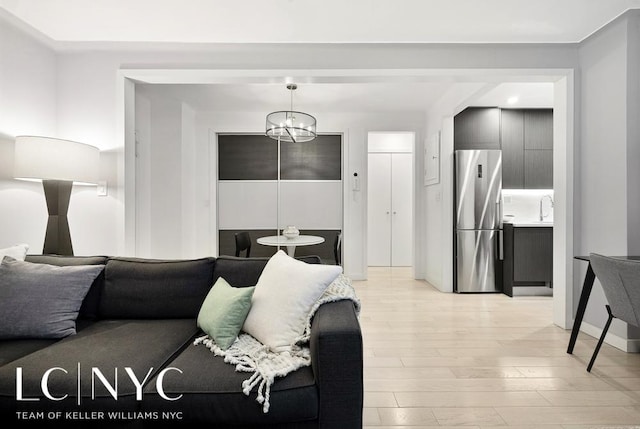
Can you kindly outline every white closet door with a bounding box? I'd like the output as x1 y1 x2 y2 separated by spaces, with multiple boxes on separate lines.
367 153 392 266
391 153 413 266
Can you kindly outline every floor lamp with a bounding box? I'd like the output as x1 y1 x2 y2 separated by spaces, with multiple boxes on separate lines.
14 136 100 256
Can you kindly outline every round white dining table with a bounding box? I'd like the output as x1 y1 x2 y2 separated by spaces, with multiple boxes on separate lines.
257 235 325 257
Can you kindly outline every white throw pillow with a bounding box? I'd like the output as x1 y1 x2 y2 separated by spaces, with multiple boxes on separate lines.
0 244 29 261
243 250 342 352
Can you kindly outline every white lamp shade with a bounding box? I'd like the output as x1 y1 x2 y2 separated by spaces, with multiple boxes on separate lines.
14 136 100 185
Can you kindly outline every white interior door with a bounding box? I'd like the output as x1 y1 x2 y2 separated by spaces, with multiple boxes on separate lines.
367 153 392 266
391 153 413 266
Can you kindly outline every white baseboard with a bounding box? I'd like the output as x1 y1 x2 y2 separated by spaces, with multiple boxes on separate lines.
348 273 366 281
580 321 640 353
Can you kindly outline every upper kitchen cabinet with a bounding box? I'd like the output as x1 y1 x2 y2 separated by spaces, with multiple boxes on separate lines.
524 109 553 189
454 107 500 150
500 108 553 189
524 109 553 150
501 109 525 189
524 149 553 188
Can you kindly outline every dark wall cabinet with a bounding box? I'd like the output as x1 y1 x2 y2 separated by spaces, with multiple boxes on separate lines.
524 110 553 150
454 107 553 189
503 224 553 297
454 107 501 150
501 109 525 188
500 108 553 189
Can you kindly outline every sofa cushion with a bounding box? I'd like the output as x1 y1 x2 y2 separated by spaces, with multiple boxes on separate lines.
0 339 58 367
212 255 321 288
25 255 108 320
100 257 215 319
0 257 104 339
0 321 95 367
0 319 198 412
142 343 318 424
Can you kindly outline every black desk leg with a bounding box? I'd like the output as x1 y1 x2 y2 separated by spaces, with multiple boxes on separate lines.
567 263 596 354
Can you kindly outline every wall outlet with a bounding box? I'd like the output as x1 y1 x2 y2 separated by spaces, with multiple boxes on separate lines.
97 181 108 197
504 195 512 204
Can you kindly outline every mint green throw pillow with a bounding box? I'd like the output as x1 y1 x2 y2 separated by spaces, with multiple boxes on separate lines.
197 277 255 350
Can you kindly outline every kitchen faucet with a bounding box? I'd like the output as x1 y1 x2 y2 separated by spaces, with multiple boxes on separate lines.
539 194 554 221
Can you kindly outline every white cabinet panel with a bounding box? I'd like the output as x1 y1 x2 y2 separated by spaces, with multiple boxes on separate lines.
368 154 392 266
218 181 277 229
279 181 342 229
367 153 413 267
392 153 413 266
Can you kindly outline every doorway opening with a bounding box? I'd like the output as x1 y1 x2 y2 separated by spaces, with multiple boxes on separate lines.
121 68 573 329
367 132 415 268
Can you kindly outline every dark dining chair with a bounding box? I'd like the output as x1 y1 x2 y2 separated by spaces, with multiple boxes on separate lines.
235 232 251 258
587 253 640 371
333 232 342 265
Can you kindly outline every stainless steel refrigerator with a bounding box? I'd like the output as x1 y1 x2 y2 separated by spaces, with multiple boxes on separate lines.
454 150 503 293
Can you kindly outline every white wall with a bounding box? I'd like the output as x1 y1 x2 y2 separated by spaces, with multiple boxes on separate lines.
0 16 56 251
181 102 198 258
577 11 640 345
0 17 56 138
0 16 122 256
134 86 196 259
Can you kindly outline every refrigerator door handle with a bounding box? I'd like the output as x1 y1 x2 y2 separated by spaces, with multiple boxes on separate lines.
497 199 503 260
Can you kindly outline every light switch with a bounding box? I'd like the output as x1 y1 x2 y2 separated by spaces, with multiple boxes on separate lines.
97 181 108 197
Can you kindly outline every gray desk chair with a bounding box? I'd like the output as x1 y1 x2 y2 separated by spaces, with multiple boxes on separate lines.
587 253 640 372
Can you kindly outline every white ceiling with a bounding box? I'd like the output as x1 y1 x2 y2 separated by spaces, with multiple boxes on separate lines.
143 83 453 113
141 82 554 114
472 83 555 108
1 0 640 44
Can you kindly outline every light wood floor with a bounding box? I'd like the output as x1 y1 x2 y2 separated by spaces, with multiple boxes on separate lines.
355 267 640 428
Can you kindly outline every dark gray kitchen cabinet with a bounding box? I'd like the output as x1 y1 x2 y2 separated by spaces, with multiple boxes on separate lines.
524 109 553 150
501 109 525 188
500 108 553 189
524 149 553 189
454 107 500 150
503 224 553 297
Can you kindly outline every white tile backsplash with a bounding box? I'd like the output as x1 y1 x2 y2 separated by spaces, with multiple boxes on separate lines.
502 189 554 223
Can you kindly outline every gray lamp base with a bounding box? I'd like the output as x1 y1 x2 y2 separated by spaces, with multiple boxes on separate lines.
42 180 74 256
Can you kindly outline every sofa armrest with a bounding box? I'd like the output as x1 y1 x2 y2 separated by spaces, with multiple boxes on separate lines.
310 300 363 429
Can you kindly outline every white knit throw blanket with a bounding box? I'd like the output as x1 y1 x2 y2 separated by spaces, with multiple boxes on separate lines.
193 274 360 413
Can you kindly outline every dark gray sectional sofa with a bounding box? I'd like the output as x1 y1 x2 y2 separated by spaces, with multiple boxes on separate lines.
0 255 363 428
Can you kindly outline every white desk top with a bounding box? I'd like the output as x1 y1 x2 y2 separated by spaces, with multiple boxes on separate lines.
257 235 325 247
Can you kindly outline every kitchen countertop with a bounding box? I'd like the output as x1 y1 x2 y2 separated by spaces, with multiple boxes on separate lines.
504 221 553 227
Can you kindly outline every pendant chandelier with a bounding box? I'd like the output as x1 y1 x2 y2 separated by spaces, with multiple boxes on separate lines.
266 84 317 143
